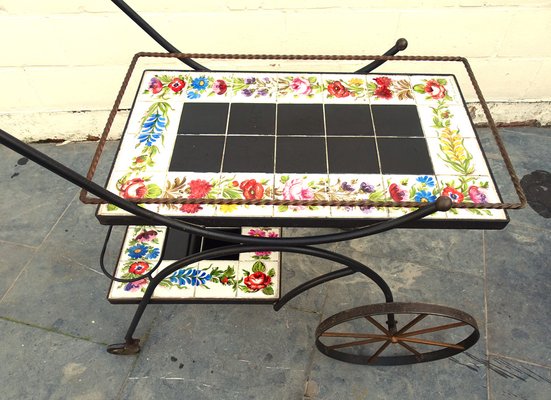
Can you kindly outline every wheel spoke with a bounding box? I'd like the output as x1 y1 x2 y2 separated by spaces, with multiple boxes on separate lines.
396 314 427 335
401 321 467 338
364 315 390 335
398 336 464 350
367 340 391 364
397 341 422 358
322 332 388 340
328 337 387 350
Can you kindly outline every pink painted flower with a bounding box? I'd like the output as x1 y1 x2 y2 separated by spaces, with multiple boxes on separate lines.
424 79 447 100
213 79 227 95
148 77 163 94
283 179 314 201
468 186 487 203
290 77 312 96
268 231 279 238
124 278 148 292
248 229 267 237
244 271 272 292
135 230 158 242
120 178 147 200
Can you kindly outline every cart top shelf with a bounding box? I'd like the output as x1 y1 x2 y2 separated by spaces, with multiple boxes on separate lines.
96 68 509 229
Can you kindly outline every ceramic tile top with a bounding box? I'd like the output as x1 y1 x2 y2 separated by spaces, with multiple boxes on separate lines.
108 226 281 302
100 70 506 225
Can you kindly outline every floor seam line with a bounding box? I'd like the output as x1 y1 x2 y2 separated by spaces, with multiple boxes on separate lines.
488 352 551 370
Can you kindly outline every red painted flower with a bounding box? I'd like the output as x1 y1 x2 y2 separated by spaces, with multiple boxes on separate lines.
148 77 163 94
180 203 202 214
442 186 465 202
168 77 185 93
188 179 212 198
374 76 392 87
327 81 350 98
240 179 264 200
424 79 447 100
374 85 393 99
120 178 147 199
129 261 150 275
243 271 272 291
389 183 407 202
220 276 229 285
213 79 227 95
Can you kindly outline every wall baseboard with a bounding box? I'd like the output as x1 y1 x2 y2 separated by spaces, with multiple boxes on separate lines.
1 101 549 143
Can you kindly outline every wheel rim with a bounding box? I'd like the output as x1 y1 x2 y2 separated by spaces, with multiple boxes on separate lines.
315 302 479 366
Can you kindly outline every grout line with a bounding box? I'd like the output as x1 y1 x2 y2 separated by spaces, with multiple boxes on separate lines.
0 256 34 304
0 238 39 250
487 352 551 371
0 315 109 346
38 191 78 248
482 230 491 400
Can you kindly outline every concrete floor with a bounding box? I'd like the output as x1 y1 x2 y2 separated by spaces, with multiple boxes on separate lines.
0 127 549 399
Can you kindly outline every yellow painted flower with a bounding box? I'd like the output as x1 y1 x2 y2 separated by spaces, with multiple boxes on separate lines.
349 78 364 87
219 204 238 213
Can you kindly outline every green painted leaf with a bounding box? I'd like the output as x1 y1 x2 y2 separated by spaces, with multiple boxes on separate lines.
262 286 274 296
308 76 317 83
267 268 276 277
278 205 288 212
107 204 118 211
145 184 162 198
252 261 266 273
413 84 425 94
437 79 447 85
280 175 289 184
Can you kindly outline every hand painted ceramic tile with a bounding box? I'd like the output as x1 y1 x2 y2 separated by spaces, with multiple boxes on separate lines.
125 100 182 137
119 225 166 262
328 174 388 218
151 260 199 300
427 137 490 176
366 75 415 104
238 227 281 262
185 72 233 102
230 73 277 102
236 260 279 299
276 74 323 103
193 260 239 299
383 174 445 219
410 75 459 105
139 71 191 102
99 171 166 215
438 175 506 220
322 74 368 103
215 173 274 217
274 174 330 218
417 104 476 138
159 172 222 216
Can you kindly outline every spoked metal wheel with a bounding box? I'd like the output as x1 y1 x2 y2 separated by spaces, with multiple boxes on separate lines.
315 302 479 365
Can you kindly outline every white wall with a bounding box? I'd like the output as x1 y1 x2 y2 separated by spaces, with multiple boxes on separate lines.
0 0 550 141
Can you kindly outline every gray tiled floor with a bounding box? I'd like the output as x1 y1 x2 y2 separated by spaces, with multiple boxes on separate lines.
0 128 550 399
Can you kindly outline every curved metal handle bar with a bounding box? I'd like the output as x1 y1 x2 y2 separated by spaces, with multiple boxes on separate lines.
0 129 450 247
355 38 408 74
111 0 209 71
99 225 164 283
122 242 395 341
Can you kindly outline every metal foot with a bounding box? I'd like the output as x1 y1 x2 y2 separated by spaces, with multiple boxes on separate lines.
107 338 141 355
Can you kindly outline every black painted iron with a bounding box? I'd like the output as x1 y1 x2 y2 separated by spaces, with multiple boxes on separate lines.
355 38 408 73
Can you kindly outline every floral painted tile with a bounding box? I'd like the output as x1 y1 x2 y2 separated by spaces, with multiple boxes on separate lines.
230 73 277 102
99 171 166 215
427 137 489 177
236 260 279 299
139 71 190 101
184 73 232 102
159 172 222 217
410 75 459 105
119 225 166 262
274 174 330 218
417 104 476 139
112 131 177 174
327 174 388 219
193 261 240 299
322 74 368 103
366 75 415 104
438 175 506 220
151 260 199 300
383 175 445 219
276 74 324 103
239 227 281 262
215 173 274 217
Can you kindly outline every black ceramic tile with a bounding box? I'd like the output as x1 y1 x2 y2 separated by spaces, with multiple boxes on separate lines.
324 104 374 136
277 104 325 136
200 229 242 260
377 138 434 174
163 229 195 260
222 136 275 173
276 136 327 173
169 135 224 172
227 103 276 135
371 105 423 137
178 103 229 134
327 137 380 174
